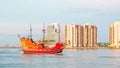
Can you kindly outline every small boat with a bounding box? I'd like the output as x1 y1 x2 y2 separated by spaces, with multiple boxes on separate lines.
19 24 64 54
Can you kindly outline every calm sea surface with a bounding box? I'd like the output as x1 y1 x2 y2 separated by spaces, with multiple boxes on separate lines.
0 48 120 68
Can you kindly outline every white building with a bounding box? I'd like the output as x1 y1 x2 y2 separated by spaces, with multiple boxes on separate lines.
47 23 60 44
109 21 120 48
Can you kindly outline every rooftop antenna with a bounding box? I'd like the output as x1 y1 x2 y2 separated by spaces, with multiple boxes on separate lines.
29 24 32 39
42 22 46 44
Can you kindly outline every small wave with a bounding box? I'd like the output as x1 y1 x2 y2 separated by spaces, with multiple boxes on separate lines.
99 56 120 58
0 52 6 54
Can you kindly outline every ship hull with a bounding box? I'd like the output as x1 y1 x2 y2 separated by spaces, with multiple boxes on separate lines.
20 38 64 54
23 49 62 54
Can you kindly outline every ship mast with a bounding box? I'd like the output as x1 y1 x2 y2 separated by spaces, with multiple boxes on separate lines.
58 24 60 43
42 23 45 44
29 24 32 39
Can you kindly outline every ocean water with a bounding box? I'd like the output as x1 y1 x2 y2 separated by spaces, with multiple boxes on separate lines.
0 48 120 68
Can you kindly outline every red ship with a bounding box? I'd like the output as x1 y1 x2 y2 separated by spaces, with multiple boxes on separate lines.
19 24 64 54
20 37 64 54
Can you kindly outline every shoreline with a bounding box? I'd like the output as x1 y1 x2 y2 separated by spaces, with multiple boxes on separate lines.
0 46 21 48
65 46 120 50
0 46 120 50
65 47 104 50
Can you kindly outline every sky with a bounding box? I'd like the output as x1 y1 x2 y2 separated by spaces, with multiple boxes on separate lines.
0 0 120 46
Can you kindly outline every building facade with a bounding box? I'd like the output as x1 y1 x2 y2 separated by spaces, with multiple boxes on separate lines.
91 25 97 47
65 23 76 48
47 23 60 44
109 21 120 48
75 25 84 47
65 23 97 48
83 24 97 47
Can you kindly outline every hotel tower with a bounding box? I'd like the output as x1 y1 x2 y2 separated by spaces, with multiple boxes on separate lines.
109 21 120 48
47 23 60 45
65 23 97 48
65 23 76 47
83 24 97 47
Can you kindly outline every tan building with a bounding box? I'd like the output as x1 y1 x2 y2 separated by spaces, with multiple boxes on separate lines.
65 23 97 48
91 25 97 47
83 24 97 47
75 25 84 47
65 23 76 48
109 21 120 48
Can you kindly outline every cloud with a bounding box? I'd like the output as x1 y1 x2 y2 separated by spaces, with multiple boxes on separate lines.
81 0 120 11
0 0 120 43
1 0 120 17
58 0 120 11
2 0 120 11
23 0 120 11
0 21 44 34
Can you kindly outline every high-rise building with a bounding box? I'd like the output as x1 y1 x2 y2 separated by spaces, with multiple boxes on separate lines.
75 25 84 47
65 23 76 48
109 21 120 48
91 25 97 47
65 23 97 48
47 23 60 44
83 24 97 47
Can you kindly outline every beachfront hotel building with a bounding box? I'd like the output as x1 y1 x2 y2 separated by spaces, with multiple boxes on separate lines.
47 23 60 44
65 23 76 47
75 25 84 47
65 23 97 48
84 23 97 47
109 21 120 48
